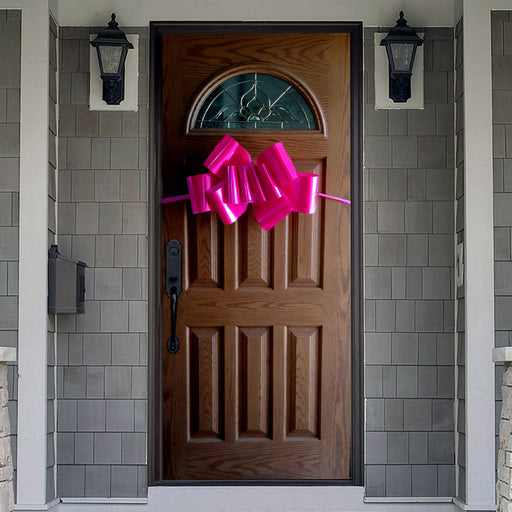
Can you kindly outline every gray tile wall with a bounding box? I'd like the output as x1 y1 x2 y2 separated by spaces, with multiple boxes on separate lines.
47 14 58 502
56 27 148 498
0 8 20 496
364 27 455 497
52 24 457 499
454 16 465 503
492 9 512 498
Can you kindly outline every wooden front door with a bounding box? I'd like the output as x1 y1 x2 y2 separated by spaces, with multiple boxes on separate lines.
159 27 357 481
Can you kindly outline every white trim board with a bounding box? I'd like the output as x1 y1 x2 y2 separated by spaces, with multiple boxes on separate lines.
54 0 456 27
452 496 496 511
493 347 512 362
460 0 499 510
0 347 16 362
14 498 60 512
16 0 51 508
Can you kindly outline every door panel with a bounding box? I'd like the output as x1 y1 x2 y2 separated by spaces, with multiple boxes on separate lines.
287 161 324 288
188 214 223 288
237 213 273 288
286 327 321 438
189 327 224 439
238 326 272 438
161 31 352 481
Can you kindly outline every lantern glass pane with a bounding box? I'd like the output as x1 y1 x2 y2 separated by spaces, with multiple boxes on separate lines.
99 45 123 74
390 43 415 72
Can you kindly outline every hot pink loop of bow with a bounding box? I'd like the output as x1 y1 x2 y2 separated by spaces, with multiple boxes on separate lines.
162 135 350 231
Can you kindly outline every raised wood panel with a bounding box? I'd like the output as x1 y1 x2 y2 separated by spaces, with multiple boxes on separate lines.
287 210 321 287
187 442 321 479
238 327 272 439
187 212 223 289
182 289 325 325
238 207 273 289
189 327 224 440
286 327 321 438
288 162 324 288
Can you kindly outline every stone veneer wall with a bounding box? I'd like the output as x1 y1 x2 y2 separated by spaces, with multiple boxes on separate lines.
363 27 455 497
0 362 14 512
56 27 149 497
497 362 512 512
0 9 20 499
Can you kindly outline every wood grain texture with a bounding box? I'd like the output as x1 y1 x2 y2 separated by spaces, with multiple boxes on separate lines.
286 327 320 438
189 327 224 440
161 31 352 481
238 208 273 288
186 442 321 479
187 212 223 288
288 162 324 288
239 327 272 439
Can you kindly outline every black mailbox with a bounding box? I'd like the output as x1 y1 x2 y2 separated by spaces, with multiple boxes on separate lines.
48 245 87 314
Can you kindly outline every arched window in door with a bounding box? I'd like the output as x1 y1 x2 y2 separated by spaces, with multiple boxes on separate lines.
192 72 320 131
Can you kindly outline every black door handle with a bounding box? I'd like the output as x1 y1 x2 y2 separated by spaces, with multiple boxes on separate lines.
166 240 182 354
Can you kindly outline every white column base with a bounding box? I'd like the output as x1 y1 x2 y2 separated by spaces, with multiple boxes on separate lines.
14 498 60 511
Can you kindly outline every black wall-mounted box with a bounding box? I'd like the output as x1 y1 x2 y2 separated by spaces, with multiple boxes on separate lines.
48 245 87 314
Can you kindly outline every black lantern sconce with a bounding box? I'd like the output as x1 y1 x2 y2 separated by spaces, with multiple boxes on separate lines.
380 11 424 103
90 13 133 105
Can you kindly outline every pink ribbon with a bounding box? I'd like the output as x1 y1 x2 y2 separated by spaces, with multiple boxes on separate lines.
162 135 350 230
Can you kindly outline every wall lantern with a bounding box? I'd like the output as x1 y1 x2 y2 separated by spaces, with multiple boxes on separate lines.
90 13 133 105
380 11 424 103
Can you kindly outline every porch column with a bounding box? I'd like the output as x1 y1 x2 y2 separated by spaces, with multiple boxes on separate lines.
16 0 51 507
460 0 496 509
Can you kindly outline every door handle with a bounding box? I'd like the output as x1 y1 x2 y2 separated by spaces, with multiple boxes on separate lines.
166 240 182 354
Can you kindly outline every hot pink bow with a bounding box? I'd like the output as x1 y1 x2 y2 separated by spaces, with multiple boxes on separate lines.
162 135 349 230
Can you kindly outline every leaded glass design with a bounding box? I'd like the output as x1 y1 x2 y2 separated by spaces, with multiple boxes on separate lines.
194 73 317 130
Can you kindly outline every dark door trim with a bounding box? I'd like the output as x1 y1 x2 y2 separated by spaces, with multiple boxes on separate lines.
148 21 363 487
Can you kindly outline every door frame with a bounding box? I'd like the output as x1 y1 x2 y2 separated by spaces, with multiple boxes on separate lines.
148 21 363 487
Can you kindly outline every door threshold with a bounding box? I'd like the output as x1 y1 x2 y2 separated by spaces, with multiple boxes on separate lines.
146 487 460 512
155 479 354 486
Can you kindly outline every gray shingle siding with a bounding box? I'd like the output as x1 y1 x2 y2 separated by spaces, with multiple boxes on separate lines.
364 26 455 497
492 10 512 498
56 27 148 498
0 9 20 498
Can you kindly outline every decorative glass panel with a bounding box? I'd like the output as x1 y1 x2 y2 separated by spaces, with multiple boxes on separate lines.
194 73 317 130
